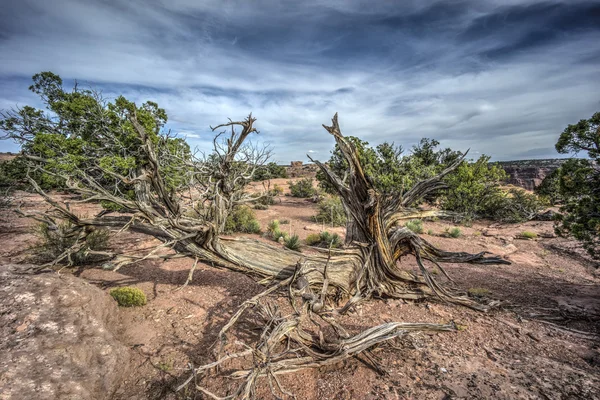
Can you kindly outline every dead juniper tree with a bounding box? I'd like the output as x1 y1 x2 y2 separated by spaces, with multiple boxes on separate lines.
2 73 509 399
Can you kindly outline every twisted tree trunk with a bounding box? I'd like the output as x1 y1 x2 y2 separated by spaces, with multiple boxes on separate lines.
21 112 509 398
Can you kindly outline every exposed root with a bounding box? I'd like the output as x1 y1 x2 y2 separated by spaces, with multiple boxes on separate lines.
177 263 458 399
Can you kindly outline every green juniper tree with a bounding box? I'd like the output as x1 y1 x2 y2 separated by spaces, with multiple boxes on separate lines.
554 111 600 259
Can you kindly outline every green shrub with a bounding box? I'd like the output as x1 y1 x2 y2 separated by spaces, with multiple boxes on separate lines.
315 197 346 226
267 219 280 233
520 231 538 240
320 231 342 248
305 231 342 248
34 222 110 265
284 234 301 251
445 227 462 238
305 233 322 246
110 287 147 307
0 156 27 192
252 162 288 181
225 206 261 234
288 178 316 198
254 203 269 210
404 219 423 234
272 184 284 196
272 230 288 242
439 155 508 220
488 189 545 223
440 156 545 222
427 229 434 235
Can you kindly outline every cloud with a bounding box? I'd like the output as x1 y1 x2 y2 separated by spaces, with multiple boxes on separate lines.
0 0 599 161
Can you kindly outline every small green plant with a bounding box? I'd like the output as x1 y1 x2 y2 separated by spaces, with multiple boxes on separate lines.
288 178 316 198
267 219 289 242
225 206 261 234
305 231 342 248
254 203 269 210
110 287 147 307
284 234 301 251
520 231 538 240
156 359 173 372
467 288 490 297
267 219 280 233
430 268 439 275
427 229 434 235
272 184 284 196
404 219 424 234
273 230 288 242
315 196 346 226
473 231 482 236
445 227 462 238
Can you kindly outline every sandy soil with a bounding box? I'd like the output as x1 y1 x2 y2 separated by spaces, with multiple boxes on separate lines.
1 186 599 400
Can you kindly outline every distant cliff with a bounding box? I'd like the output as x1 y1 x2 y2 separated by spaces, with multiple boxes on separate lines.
496 159 567 191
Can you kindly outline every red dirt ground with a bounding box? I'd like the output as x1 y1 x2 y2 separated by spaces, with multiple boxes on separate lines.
1 184 599 400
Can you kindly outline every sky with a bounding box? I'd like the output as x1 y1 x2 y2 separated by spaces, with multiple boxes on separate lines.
1 0 599 163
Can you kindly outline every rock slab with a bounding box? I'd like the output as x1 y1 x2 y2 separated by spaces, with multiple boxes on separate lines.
0 265 130 400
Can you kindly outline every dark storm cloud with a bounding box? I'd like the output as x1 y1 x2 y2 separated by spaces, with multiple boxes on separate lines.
0 0 599 162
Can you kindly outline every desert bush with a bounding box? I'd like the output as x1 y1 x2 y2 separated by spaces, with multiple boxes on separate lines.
445 227 462 238
440 157 545 223
305 233 322 246
224 206 261 234
404 219 423 234
272 184 284 196
488 188 546 223
520 231 538 240
0 157 27 208
439 155 507 220
254 203 269 210
0 156 28 192
252 162 288 181
34 222 110 265
110 287 147 307
305 231 342 248
267 219 280 233
315 196 346 226
427 229 434 235
284 234 301 251
288 178 316 198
